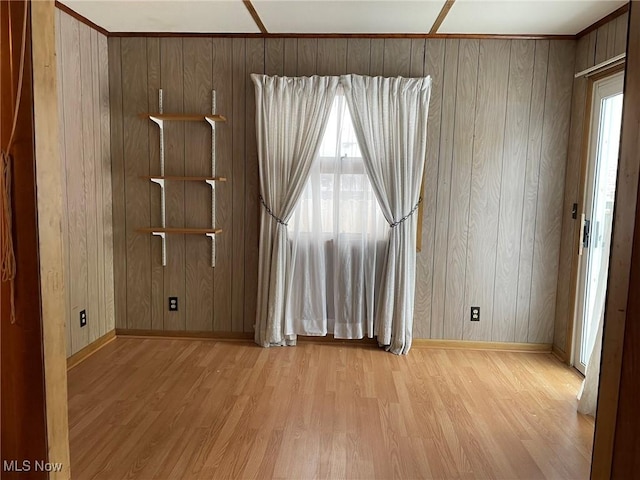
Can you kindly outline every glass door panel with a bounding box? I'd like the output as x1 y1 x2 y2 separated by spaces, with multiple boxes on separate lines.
574 72 624 374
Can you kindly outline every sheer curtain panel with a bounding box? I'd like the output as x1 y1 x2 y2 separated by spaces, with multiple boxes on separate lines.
342 75 432 354
252 74 338 347
285 93 388 340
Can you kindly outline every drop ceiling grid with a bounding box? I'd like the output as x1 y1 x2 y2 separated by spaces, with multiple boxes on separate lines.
438 0 628 35
251 0 446 34
58 0 628 37
60 0 261 33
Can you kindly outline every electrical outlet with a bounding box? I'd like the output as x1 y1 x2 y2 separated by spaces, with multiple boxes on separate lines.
169 297 178 312
470 306 480 322
80 310 87 327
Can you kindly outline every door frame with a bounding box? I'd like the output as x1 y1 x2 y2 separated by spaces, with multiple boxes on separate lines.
570 70 625 372
563 63 626 367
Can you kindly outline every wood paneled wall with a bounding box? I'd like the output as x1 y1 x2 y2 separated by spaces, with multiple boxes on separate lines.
553 12 629 356
56 9 114 356
109 36 576 343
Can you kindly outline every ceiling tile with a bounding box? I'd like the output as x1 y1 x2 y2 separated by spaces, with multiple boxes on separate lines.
60 0 260 33
438 0 627 35
252 0 447 34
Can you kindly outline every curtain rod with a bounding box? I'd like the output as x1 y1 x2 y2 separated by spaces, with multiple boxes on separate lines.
575 53 626 78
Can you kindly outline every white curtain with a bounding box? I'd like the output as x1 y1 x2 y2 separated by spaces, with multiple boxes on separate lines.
342 75 432 354
252 74 339 347
577 307 604 416
577 245 612 417
285 93 389 340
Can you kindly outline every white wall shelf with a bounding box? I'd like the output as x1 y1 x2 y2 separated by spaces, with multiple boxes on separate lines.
141 89 226 268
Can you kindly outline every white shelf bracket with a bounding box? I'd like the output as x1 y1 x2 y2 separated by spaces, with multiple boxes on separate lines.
151 231 167 267
206 179 216 234
150 178 166 228
206 90 218 269
205 232 216 268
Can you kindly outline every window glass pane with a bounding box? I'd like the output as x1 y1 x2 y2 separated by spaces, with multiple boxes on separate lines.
290 94 385 235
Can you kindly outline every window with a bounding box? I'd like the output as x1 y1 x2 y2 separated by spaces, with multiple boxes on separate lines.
285 93 388 339
288 94 387 236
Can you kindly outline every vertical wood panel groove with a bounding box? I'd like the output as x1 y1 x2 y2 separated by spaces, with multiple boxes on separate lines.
522 40 550 343
511 41 538 344
491 40 513 341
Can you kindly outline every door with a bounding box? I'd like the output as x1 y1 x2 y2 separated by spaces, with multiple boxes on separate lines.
573 72 624 374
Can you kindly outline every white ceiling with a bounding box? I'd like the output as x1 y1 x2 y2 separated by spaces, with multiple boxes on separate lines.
60 0 628 35
251 1 445 34
439 0 627 35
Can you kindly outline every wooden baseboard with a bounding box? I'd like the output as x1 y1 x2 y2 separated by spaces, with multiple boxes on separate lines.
411 339 553 353
115 329 552 353
67 330 116 370
115 329 254 342
552 344 569 363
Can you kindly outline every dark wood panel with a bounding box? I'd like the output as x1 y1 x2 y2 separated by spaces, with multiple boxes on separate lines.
409 39 426 77
90 28 106 341
464 39 511 341
515 40 549 343
80 22 99 344
297 38 318 76
430 39 459 339
244 38 265 333
98 32 115 340
346 38 371 75
606 18 617 59
614 13 628 56
528 41 575 344
265 38 284 76
61 10 88 349
211 38 234 332
595 22 610 64
122 37 151 330
160 38 186 331
59 9 115 355
183 38 214 332
587 31 597 67
316 39 347 75
283 38 298 76
231 38 246 333
554 35 590 352
413 38 443 339
369 39 385 75
492 40 535 342
382 38 412 76
444 39 479 340
108 37 127 331
147 37 164 331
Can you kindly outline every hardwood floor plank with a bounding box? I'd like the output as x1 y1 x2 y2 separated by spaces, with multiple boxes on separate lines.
68 339 593 479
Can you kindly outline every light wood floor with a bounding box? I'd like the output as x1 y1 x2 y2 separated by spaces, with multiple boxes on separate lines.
68 338 594 479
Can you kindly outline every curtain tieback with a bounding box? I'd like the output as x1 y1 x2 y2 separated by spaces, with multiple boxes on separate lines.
390 197 422 228
259 194 289 227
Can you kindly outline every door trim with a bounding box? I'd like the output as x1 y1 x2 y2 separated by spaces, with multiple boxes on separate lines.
563 63 626 365
571 70 624 372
